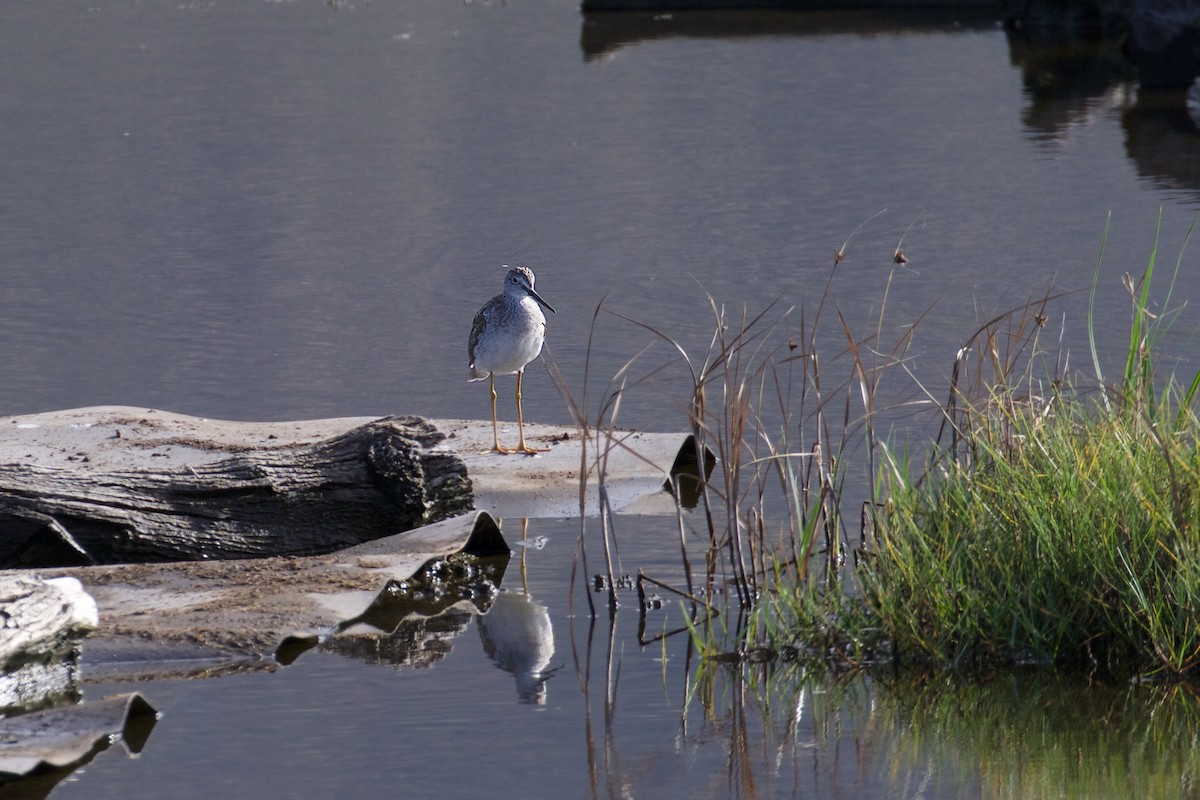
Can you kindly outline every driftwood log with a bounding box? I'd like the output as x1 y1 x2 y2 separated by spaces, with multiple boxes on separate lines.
0 406 702 568
0 575 97 713
0 407 472 567
0 576 97 671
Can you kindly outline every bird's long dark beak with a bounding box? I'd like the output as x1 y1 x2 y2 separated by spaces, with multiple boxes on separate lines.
528 287 555 314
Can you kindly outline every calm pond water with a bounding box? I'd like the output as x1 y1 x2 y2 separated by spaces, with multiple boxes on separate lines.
4 0 1200 797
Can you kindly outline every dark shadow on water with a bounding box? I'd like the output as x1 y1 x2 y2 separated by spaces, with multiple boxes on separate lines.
1006 20 1200 201
580 2 1200 207
579 7 1002 61
1008 0 1200 90
1006 26 1135 143
664 433 715 510
1122 88 1200 196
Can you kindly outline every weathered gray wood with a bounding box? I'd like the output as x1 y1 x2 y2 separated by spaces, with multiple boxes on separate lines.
0 576 97 713
0 406 702 567
0 576 96 671
0 407 473 566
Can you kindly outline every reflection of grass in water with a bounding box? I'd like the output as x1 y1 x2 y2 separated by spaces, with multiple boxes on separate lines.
686 658 880 798
872 672 1200 799
689 662 1200 799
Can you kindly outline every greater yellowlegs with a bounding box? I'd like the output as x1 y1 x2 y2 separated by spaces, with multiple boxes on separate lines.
468 266 555 454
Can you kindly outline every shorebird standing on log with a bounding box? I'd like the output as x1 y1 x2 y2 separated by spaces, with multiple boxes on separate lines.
468 266 555 454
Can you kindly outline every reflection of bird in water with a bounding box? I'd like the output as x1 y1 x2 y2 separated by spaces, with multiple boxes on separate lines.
477 591 555 704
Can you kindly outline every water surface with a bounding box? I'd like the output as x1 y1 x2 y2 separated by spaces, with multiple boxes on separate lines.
3 1 1200 797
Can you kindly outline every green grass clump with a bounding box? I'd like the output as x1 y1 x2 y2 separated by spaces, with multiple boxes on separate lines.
859 213 1200 678
649 212 1200 681
866 394 1200 676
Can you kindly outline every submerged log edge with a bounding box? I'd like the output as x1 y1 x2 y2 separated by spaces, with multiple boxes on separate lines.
0 692 157 779
12 510 509 677
0 409 474 567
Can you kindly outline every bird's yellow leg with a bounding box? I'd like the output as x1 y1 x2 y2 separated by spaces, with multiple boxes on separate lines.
489 374 512 453
515 370 548 454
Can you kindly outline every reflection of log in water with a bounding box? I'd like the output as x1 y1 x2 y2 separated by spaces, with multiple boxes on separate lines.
477 592 555 704
314 553 507 669
322 603 479 669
